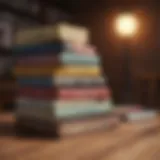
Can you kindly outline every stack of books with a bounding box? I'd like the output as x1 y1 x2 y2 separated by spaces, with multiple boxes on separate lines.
13 23 117 137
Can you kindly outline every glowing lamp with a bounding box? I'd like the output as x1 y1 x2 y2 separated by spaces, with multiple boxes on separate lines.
114 13 138 38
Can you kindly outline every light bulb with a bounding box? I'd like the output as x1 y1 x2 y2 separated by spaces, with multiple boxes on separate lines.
115 13 138 38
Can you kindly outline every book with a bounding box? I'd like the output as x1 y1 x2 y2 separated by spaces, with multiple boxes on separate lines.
112 105 142 116
111 105 158 122
13 42 63 55
16 53 100 66
17 76 106 87
15 23 89 45
126 110 158 122
16 99 112 120
15 114 119 137
17 87 110 100
17 98 113 109
13 66 101 77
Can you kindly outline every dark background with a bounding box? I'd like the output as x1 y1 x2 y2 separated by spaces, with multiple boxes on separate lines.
61 0 160 106
0 0 160 109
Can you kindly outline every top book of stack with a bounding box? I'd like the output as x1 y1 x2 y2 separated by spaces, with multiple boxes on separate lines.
14 22 89 45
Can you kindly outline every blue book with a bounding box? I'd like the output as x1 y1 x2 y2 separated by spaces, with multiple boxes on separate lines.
17 77 53 87
17 76 105 87
13 42 64 56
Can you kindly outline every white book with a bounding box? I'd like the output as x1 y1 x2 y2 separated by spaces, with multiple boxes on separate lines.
126 110 158 122
15 22 89 45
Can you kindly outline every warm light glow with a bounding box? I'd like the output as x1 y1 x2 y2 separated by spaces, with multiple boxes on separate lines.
115 13 138 38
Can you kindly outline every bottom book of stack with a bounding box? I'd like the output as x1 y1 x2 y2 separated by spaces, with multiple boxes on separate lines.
15 114 119 137
15 99 117 137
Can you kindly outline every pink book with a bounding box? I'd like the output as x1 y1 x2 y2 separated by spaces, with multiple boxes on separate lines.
18 87 111 100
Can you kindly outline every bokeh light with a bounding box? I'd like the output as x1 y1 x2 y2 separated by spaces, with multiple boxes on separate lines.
114 13 139 38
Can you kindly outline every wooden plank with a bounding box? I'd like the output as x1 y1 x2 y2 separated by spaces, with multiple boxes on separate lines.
0 114 159 160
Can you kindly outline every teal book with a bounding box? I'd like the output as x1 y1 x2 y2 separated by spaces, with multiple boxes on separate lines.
16 99 113 120
60 53 100 65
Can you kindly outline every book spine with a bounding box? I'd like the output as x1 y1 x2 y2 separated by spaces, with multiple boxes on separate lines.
16 53 100 66
13 42 63 55
17 87 110 100
17 77 106 87
13 66 101 77
15 25 57 45
15 23 89 45
16 98 111 109
55 77 106 86
16 55 60 66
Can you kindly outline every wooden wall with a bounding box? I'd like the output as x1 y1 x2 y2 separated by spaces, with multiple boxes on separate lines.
74 2 160 105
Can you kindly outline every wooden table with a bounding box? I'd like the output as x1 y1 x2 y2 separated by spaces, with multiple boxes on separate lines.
0 113 160 160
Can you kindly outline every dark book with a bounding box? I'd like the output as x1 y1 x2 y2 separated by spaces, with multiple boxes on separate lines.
15 114 119 137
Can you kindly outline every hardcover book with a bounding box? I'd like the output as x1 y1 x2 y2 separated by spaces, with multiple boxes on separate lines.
17 87 110 100
17 76 106 87
15 114 119 137
13 66 101 77
15 23 89 45
16 53 100 66
16 99 113 120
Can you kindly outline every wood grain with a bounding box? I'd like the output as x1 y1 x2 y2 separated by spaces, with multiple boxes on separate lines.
0 113 160 160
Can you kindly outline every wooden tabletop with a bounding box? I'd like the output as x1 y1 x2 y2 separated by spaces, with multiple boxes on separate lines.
0 113 160 160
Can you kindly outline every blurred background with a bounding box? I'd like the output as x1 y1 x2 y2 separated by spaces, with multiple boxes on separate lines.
0 1 160 160
0 0 159 111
